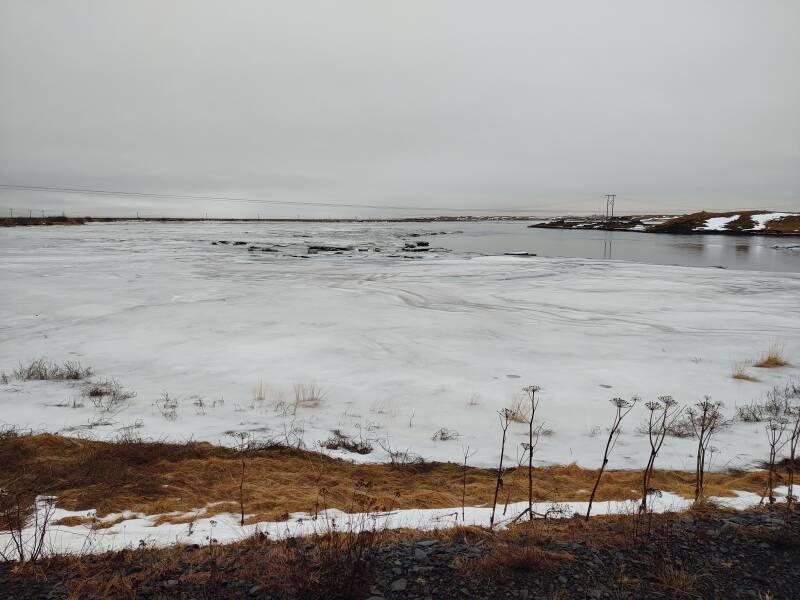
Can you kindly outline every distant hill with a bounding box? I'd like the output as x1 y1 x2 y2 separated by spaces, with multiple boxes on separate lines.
530 211 800 235
650 211 800 234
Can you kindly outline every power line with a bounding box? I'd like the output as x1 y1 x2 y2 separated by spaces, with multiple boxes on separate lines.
0 183 540 213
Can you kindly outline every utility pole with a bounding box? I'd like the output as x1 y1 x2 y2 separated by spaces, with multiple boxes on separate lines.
605 194 616 223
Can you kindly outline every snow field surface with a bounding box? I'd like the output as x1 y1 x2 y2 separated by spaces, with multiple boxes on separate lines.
1 222 800 473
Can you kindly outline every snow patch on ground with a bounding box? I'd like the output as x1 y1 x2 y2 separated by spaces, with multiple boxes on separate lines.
749 213 794 231
695 215 740 231
2 490 788 557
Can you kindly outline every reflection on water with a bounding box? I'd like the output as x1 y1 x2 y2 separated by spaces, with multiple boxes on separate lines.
435 223 800 273
603 238 613 260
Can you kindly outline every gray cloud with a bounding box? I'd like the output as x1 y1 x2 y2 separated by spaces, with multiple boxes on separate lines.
1 0 798 217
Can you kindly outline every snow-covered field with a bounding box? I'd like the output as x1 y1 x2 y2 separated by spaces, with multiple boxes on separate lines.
2 222 800 471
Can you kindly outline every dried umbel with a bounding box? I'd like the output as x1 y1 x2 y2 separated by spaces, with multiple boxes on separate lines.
521 385 543 521
688 396 725 503
659 395 677 409
586 395 639 520
610 397 632 409
764 418 788 505
785 402 800 520
640 395 682 515
490 408 514 530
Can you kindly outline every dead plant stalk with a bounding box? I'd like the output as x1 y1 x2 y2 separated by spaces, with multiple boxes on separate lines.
586 396 638 520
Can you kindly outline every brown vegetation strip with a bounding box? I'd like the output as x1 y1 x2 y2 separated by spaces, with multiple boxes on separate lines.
1 433 774 525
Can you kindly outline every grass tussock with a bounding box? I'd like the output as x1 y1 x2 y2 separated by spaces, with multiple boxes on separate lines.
84 378 137 411
505 393 531 423
658 564 700 597
293 382 326 408
731 362 759 382
754 344 789 369
466 543 573 578
0 432 776 528
320 429 373 455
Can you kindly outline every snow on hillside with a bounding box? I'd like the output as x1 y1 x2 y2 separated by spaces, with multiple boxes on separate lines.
693 212 798 232
695 214 741 231
749 212 795 231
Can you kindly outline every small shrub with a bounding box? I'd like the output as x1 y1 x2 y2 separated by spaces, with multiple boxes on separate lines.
754 343 789 368
321 430 373 455
61 360 93 380
387 448 424 468
431 427 460 441
378 438 425 469
62 414 115 431
155 391 179 421
14 358 54 380
737 401 766 423
0 372 8 385
277 419 306 449
737 387 793 423
84 378 136 412
765 386 790 416
665 415 695 438
14 358 93 381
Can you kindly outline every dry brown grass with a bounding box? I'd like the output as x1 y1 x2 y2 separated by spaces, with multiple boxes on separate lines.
754 344 789 369
764 214 800 234
658 564 700 597
505 393 531 423
465 543 573 578
293 382 326 408
51 527 377 600
0 432 774 526
731 362 759 382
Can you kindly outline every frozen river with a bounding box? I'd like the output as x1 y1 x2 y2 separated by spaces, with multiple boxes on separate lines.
1 221 799 470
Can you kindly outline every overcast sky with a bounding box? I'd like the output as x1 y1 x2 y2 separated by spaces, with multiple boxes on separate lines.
1 1 798 217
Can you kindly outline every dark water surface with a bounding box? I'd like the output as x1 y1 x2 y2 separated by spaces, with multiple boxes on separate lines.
435 222 800 272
